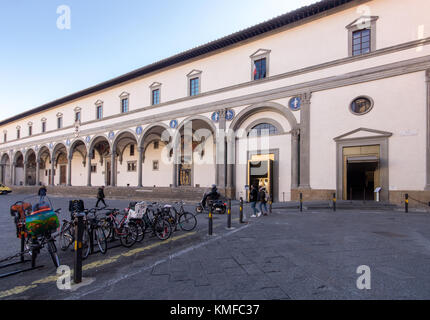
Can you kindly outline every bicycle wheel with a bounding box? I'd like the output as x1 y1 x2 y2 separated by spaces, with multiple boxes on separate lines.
119 224 138 248
82 229 91 260
47 239 60 268
59 221 74 251
94 226 108 254
154 218 172 240
133 220 145 243
100 218 113 241
178 212 197 231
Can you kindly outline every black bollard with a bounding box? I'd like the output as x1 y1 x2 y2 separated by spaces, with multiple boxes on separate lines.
227 199 232 229
74 213 84 284
333 193 337 212
300 193 303 212
208 208 213 236
405 194 409 213
239 197 244 223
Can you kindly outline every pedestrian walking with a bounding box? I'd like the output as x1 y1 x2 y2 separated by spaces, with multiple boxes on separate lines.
258 186 268 216
96 186 107 208
38 184 47 204
250 184 258 218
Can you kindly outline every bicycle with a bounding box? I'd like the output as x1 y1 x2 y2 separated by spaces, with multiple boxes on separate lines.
163 201 197 232
99 208 139 248
129 202 173 242
59 207 107 258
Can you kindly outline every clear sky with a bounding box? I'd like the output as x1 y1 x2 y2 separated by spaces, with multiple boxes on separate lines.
0 0 316 121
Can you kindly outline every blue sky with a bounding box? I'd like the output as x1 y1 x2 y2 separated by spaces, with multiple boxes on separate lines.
0 0 316 121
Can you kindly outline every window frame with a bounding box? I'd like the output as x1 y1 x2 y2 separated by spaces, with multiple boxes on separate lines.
186 70 202 97
41 119 47 133
119 92 130 114
250 49 271 81
150 82 162 105
16 127 20 139
127 161 137 172
28 125 32 136
95 100 104 120
3 132 7 143
346 16 378 57
152 160 159 171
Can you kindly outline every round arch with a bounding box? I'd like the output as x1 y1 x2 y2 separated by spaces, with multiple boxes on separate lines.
229 101 298 132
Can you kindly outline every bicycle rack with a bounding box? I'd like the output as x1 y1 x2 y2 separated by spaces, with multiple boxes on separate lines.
0 238 44 279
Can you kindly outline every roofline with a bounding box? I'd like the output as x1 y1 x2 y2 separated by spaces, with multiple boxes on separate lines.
0 0 359 127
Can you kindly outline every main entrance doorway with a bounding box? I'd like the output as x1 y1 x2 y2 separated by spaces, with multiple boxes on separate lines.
343 145 380 200
59 165 67 185
247 154 274 201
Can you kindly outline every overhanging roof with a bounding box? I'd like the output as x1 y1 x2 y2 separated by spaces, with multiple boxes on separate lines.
0 0 357 127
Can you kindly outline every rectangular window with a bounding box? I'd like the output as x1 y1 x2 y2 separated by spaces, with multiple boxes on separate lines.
75 112 81 122
91 165 97 173
96 106 103 120
152 160 159 171
253 58 267 80
152 89 160 105
154 141 159 149
130 144 135 156
190 78 199 96
45 170 48 177
121 98 129 113
4 133 7 142
17 129 20 139
28 126 32 136
42 122 46 133
352 29 371 56
57 117 63 129
127 161 137 172
92 152 95 160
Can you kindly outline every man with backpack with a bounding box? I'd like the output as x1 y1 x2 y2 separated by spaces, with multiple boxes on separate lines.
38 184 47 203
96 186 107 208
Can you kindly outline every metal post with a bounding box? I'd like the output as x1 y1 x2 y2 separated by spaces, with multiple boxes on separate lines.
239 197 244 223
74 213 84 284
300 193 303 212
208 208 213 236
333 193 336 212
405 193 409 213
227 199 231 229
20 234 25 263
89 225 94 254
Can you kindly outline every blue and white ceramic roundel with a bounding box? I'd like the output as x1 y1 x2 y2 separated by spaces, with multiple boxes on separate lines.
136 126 143 135
211 112 220 123
289 97 301 111
85 136 91 143
170 120 178 129
226 109 235 121
108 131 115 140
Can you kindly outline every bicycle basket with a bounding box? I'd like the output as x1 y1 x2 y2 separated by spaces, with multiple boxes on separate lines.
25 208 60 237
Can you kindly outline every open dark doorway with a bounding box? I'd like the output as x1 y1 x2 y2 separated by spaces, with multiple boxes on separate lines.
347 161 378 200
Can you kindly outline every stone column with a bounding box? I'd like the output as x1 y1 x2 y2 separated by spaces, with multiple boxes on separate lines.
291 128 300 189
23 161 28 186
87 153 92 187
50 158 55 186
216 109 227 189
226 134 236 199
0 164 3 184
299 92 312 190
67 155 72 186
137 146 143 187
11 162 15 186
425 69 430 190
35 160 40 186
110 149 116 187
172 141 179 187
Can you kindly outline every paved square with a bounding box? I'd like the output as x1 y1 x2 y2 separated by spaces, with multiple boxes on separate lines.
1 193 430 300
